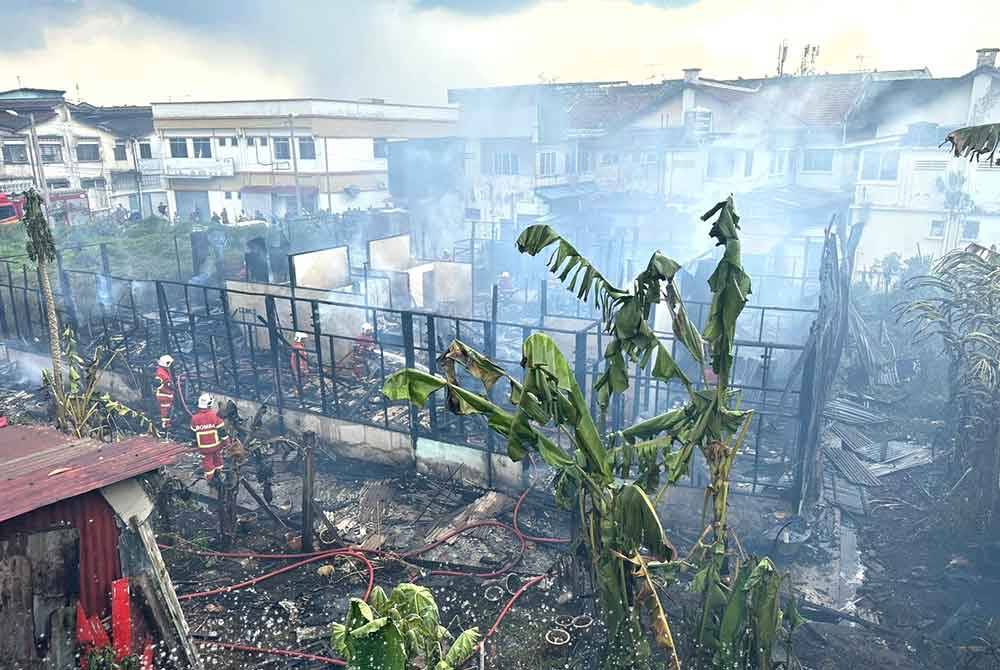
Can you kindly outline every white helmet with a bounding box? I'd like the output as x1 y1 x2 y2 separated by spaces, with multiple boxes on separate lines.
197 392 214 410
158 355 174 368
294 332 308 342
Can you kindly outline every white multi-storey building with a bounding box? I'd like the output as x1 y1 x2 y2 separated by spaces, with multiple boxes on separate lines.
150 97 457 222
0 88 167 222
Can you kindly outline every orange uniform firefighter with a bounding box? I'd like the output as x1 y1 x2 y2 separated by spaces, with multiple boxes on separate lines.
154 355 175 430
190 392 227 480
290 331 309 382
352 323 376 380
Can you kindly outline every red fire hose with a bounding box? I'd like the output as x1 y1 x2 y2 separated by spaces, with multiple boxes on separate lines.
164 486 564 666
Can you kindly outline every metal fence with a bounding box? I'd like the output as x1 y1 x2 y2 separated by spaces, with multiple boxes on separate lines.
0 258 812 497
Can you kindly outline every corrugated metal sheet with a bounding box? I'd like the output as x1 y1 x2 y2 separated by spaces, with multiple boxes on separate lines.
823 445 882 487
0 425 188 524
829 423 884 461
823 397 889 425
0 491 121 617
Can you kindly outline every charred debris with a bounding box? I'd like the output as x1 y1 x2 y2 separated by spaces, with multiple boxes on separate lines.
3 86 1000 670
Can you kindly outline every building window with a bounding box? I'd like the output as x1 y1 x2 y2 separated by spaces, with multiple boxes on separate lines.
769 150 789 175
491 152 519 176
138 142 152 159
81 177 107 189
225 191 233 200
40 143 63 164
684 109 713 133
298 137 316 160
578 150 592 172
2 143 29 164
744 150 754 177
192 137 212 158
113 142 127 161
962 220 980 241
707 150 736 179
374 138 388 159
803 148 834 172
46 178 70 190
169 137 188 158
231 136 238 146
273 137 291 160
601 152 619 166
75 142 101 162
928 220 945 238
246 136 255 147
218 137 227 147
259 136 268 147
539 151 557 177
860 150 900 181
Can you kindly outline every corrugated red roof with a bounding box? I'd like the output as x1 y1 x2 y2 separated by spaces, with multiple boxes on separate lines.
0 425 189 523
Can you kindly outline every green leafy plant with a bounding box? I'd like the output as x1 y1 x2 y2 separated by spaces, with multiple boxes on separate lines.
385 198 802 669
85 647 142 670
331 584 479 670
44 328 155 439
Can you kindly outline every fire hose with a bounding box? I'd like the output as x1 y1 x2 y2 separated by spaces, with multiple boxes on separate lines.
164 489 565 666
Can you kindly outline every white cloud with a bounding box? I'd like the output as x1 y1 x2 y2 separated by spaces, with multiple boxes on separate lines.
4 0 1000 105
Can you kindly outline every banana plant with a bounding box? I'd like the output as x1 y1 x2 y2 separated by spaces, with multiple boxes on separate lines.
43 328 155 439
385 198 793 669
330 584 479 670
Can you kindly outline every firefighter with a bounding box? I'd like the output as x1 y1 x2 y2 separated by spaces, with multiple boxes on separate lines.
190 393 227 481
351 323 376 380
154 355 175 432
290 331 309 383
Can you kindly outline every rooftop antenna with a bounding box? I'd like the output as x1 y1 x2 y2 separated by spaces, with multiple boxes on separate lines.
799 44 820 76
777 40 789 77
75 82 81 103
16 75 22 89
855 54 867 72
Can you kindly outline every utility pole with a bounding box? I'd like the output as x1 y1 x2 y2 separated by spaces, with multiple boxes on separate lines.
27 113 51 211
288 113 302 216
131 137 145 219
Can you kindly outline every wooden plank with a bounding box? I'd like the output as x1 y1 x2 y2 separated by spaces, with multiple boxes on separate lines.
127 517 203 670
44 605 76 670
425 491 511 545
0 552 34 664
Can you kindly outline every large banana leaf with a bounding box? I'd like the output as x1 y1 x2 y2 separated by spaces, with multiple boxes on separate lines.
517 224 702 407
701 197 752 387
942 123 1000 166
611 483 675 561
383 368 573 467
516 333 611 481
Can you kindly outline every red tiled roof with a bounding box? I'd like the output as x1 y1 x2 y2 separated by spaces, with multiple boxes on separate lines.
729 74 869 127
567 84 676 131
0 425 189 524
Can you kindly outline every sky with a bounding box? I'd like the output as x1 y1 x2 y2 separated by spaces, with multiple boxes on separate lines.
5 0 1000 106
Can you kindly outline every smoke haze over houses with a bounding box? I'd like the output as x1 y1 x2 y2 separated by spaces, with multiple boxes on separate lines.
4 0 999 105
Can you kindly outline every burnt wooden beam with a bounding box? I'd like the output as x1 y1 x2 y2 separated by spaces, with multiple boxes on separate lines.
301 431 317 553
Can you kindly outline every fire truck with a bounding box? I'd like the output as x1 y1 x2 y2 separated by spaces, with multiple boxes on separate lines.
0 193 25 225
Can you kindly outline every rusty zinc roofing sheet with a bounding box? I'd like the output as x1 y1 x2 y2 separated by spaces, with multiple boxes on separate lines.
0 424 189 524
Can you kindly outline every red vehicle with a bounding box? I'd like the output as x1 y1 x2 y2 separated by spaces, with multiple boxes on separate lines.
0 193 25 225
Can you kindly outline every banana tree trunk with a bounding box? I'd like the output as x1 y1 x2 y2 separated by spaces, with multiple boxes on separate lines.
37 257 63 386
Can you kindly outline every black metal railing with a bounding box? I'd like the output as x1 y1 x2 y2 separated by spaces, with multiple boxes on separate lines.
0 260 810 496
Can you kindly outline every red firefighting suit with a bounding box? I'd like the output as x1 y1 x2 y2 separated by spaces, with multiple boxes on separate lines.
190 407 227 479
154 366 174 430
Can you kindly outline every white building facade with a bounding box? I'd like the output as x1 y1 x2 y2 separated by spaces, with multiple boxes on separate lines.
151 98 457 222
